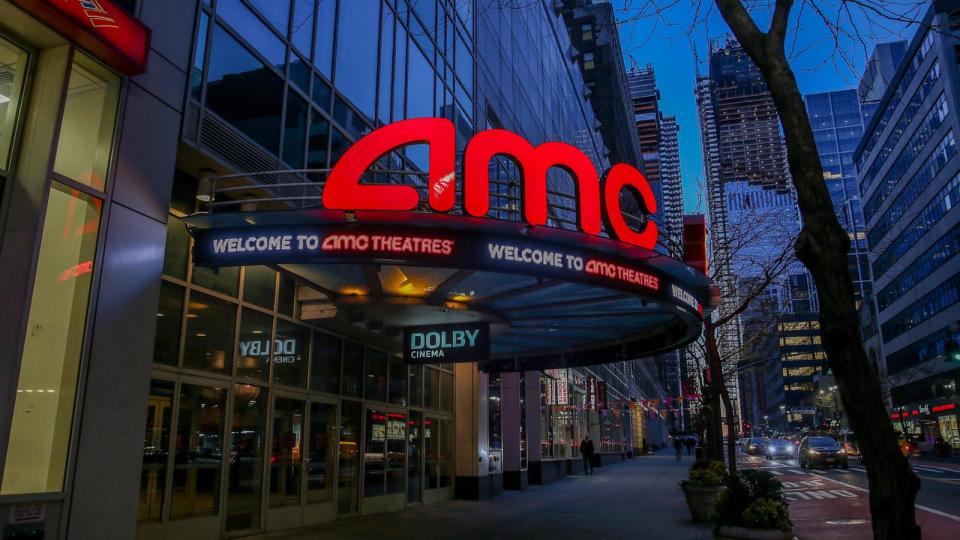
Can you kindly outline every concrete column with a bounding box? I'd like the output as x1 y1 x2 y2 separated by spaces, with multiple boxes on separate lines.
454 363 494 499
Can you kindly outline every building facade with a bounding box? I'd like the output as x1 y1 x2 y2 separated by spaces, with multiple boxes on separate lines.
855 0 960 448
0 1 697 539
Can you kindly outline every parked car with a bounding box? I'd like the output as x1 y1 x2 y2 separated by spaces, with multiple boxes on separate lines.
799 436 848 469
764 438 795 460
745 437 766 456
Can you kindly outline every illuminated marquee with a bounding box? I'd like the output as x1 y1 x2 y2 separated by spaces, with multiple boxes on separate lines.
322 118 658 249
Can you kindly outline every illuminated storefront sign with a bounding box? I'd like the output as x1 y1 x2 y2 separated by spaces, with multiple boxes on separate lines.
545 369 569 405
11 0 151 74
322 118 658 249
403 322 490 363
192 223 709 314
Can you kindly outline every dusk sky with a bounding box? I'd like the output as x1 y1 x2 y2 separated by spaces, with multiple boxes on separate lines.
610 0 923 214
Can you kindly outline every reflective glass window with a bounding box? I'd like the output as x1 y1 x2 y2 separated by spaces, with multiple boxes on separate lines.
407 45 434 118
440 371 453 412
329 127 349 166
342 340 364 397
242 265 276 309
378 7 394 124
313 73 332 112
0 35 28 172
424 367 439 409
191 11 209 100
192 263 239 297
171 384 225 519
388 355 406 405
439 418 452 487
138 379 175 523
283 89 309 167
154 281 184 366
310 331 341 393
334 0 379 119
249 0 290 35
2 184 101 495
54 55 121 191
207 24 284 154
278 272 297 316
307 109 330 170
306 402 337 503
314 0 335 77
226 384 266 531
385 412 406 495
338 400 362 514
163 216 191 280
291 0 315 56
424 416 438 489
407 411 422 502
290 54 311 92
183 291 236 374
219 0 286 67
274 320 309 387
270 397 304 507
365 349 387 402
408 365 422 406
237 308 272 380
364 409 386 497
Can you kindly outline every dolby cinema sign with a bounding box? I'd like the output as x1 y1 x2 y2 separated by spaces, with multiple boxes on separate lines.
404 322 490 364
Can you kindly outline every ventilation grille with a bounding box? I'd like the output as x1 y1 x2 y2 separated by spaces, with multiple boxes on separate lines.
199 111 279 183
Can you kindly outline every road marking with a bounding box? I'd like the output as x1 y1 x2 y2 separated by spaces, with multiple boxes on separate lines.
851 467 866 473
912 466 944 474
769 470 783 476
807 471 960 523
789 469 805 474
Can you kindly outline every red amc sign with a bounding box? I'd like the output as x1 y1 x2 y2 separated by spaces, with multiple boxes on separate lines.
323 118 658 249
12 0 150 75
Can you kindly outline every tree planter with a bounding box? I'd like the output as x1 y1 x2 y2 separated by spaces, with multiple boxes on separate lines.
714 526 795 540
681 484 725 523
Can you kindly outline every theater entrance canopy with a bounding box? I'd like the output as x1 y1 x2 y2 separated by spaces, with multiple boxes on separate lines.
184 118 717 371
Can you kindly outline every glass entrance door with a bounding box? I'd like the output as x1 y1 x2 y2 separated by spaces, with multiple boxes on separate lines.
362 407 407 513
407 411 422 504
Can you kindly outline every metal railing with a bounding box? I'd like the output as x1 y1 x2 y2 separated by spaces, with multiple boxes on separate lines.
202 167 650 233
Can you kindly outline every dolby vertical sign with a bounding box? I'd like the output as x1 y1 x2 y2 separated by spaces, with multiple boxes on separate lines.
404 322 490 364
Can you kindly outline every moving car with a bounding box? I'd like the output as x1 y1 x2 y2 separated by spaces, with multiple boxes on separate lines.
745 437 766 456
764 438 795 460
799 436 848 469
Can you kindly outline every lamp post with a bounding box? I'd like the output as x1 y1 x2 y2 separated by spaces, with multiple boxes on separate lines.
779 404 787 431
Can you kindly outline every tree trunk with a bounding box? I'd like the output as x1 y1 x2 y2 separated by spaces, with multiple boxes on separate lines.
713 2 922 537
704 321 727 465
719 375 739 475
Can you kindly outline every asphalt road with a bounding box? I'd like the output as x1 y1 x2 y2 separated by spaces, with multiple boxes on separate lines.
738 452 960 538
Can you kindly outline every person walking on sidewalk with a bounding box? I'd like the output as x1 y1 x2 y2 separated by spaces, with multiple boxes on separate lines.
673 437 683 461
685 437 696 456
580 435 595 475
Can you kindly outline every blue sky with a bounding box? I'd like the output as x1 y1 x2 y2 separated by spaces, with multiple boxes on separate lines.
610 0 922 214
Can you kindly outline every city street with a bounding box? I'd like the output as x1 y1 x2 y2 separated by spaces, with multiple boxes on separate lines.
738 453 960 539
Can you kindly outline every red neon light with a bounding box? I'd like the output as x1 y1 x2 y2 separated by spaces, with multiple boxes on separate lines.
324 118 455 212
912 409 920 416
932 403 957 413
324 118 658 249
890 412 901 419
601 164 657 249
11 0 151 75
585 259 659 291
321 234 454 256
464 129 602 235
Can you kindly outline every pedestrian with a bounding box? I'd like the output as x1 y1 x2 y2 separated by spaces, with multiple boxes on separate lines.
580 435 595 475
673 437 683 461
685 436 696 456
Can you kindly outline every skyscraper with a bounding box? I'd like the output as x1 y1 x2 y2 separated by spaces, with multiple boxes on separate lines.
858 41 908 122
660 116 684 252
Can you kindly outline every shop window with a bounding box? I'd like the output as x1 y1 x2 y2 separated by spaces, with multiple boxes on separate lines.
0 35 28 173
440 371 454 413
154 281 185 366
278 272 297 316
342 341 364 397
236 308 272 380
163 216 191 280
386 412 406 495
226 384 266 531
138 380 175 523
306 402 337 503
365 349 388 402
206 24 284 154
183 291 236 374
311 331 341 394
388 355 407 405
283 89 308 167
2 183 101 495
171 384 225 519
274 319 309 387
270 397 305 507
242 265 276 309
338 400 362 514
408 365 422 406
488 375 502 473
53 55 120 191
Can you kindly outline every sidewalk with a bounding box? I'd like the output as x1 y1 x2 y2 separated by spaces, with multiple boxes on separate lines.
271 450 710 540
